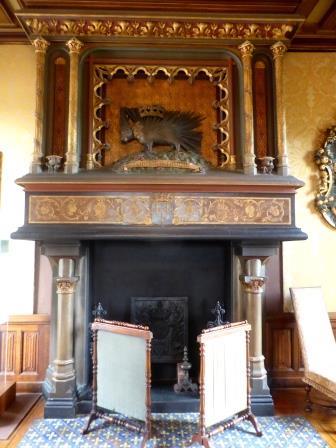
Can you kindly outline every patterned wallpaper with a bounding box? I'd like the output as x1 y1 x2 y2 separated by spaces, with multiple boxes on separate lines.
282 53 336 311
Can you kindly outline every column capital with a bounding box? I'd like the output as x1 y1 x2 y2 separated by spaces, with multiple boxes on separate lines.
240 275 266 294
32 37 50 53
271 41 288 59
56 277 78 294
66 37 84 54
238 40 255 58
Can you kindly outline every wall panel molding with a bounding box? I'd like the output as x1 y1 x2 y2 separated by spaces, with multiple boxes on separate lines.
0 314 50 392
265 312 336 388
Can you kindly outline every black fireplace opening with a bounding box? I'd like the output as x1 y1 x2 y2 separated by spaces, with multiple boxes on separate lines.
90 239 233 387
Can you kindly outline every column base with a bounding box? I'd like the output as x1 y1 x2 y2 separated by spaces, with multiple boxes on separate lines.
44 397 77 418
30 162 42 174
42 365 77 418
251 393 274 416
250 374 274 416
243 164 257 175
277 165 290 176
64 162 79 174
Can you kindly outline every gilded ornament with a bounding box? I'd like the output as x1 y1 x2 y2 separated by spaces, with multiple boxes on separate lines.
315 126 336 228
270 41 287 58
66 37 84 53
272 24 293 40
238 41 255 57
56 278 77 294
22 17 293 41
32 37 50 53
240 276 266 293
29 194 290 226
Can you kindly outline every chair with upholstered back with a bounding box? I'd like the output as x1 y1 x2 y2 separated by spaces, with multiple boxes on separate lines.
290 286 336 411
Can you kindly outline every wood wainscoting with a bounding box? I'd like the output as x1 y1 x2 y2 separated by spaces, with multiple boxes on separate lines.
265 312 336 388
0 315 50 392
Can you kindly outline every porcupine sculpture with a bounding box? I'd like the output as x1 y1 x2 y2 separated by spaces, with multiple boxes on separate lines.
120 105 204 154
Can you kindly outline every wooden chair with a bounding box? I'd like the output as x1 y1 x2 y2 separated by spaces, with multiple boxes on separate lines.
290 287 336 411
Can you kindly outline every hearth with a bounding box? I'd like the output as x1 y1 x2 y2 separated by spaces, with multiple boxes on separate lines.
90 239 232 386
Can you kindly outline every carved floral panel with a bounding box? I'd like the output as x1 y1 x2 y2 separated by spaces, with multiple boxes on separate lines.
29 194 291 225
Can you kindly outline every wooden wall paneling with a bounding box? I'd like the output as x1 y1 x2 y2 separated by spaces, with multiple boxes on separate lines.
266 313 336 388
265 314 303 388
0 331 16 374
264 313 336 388
22 331 39 373
0 315 50 392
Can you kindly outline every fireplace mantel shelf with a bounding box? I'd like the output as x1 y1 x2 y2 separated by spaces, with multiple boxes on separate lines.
16 170 304 193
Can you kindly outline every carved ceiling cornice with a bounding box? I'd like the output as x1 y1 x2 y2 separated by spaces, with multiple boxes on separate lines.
0 1 335 50
15 12 300 45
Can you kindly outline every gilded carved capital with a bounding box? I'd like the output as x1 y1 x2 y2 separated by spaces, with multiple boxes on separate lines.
66 37 83 54
240 275 266 294
32 36 50 53
238 41 255 58
271 41 287 59
56 277 78 294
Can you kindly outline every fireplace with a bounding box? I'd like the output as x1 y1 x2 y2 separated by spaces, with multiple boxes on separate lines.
12 173 307 417
10 15 308 418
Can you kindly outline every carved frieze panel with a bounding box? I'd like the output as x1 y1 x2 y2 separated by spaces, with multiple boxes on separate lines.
20 16 293 42
28 193 291 225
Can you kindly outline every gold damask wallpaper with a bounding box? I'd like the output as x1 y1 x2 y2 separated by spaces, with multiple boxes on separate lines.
282 53 336 311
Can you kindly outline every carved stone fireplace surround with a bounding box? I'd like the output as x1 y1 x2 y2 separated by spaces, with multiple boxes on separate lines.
12 172 306 417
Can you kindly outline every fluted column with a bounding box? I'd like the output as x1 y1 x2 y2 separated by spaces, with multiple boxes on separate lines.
271 41 289 176
238 41 256 175
64 37 83 174
31 37 49 174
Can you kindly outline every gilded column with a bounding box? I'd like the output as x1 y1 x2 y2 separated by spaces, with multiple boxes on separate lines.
64 38 83 174
271 41 289 176
240 257 273 414
31 37 49 174
238 41 256 175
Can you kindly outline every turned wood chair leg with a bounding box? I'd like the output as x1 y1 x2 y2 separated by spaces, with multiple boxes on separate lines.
305 385 313 412
82 411 98 434
191 434 212 448
248 413 263 437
